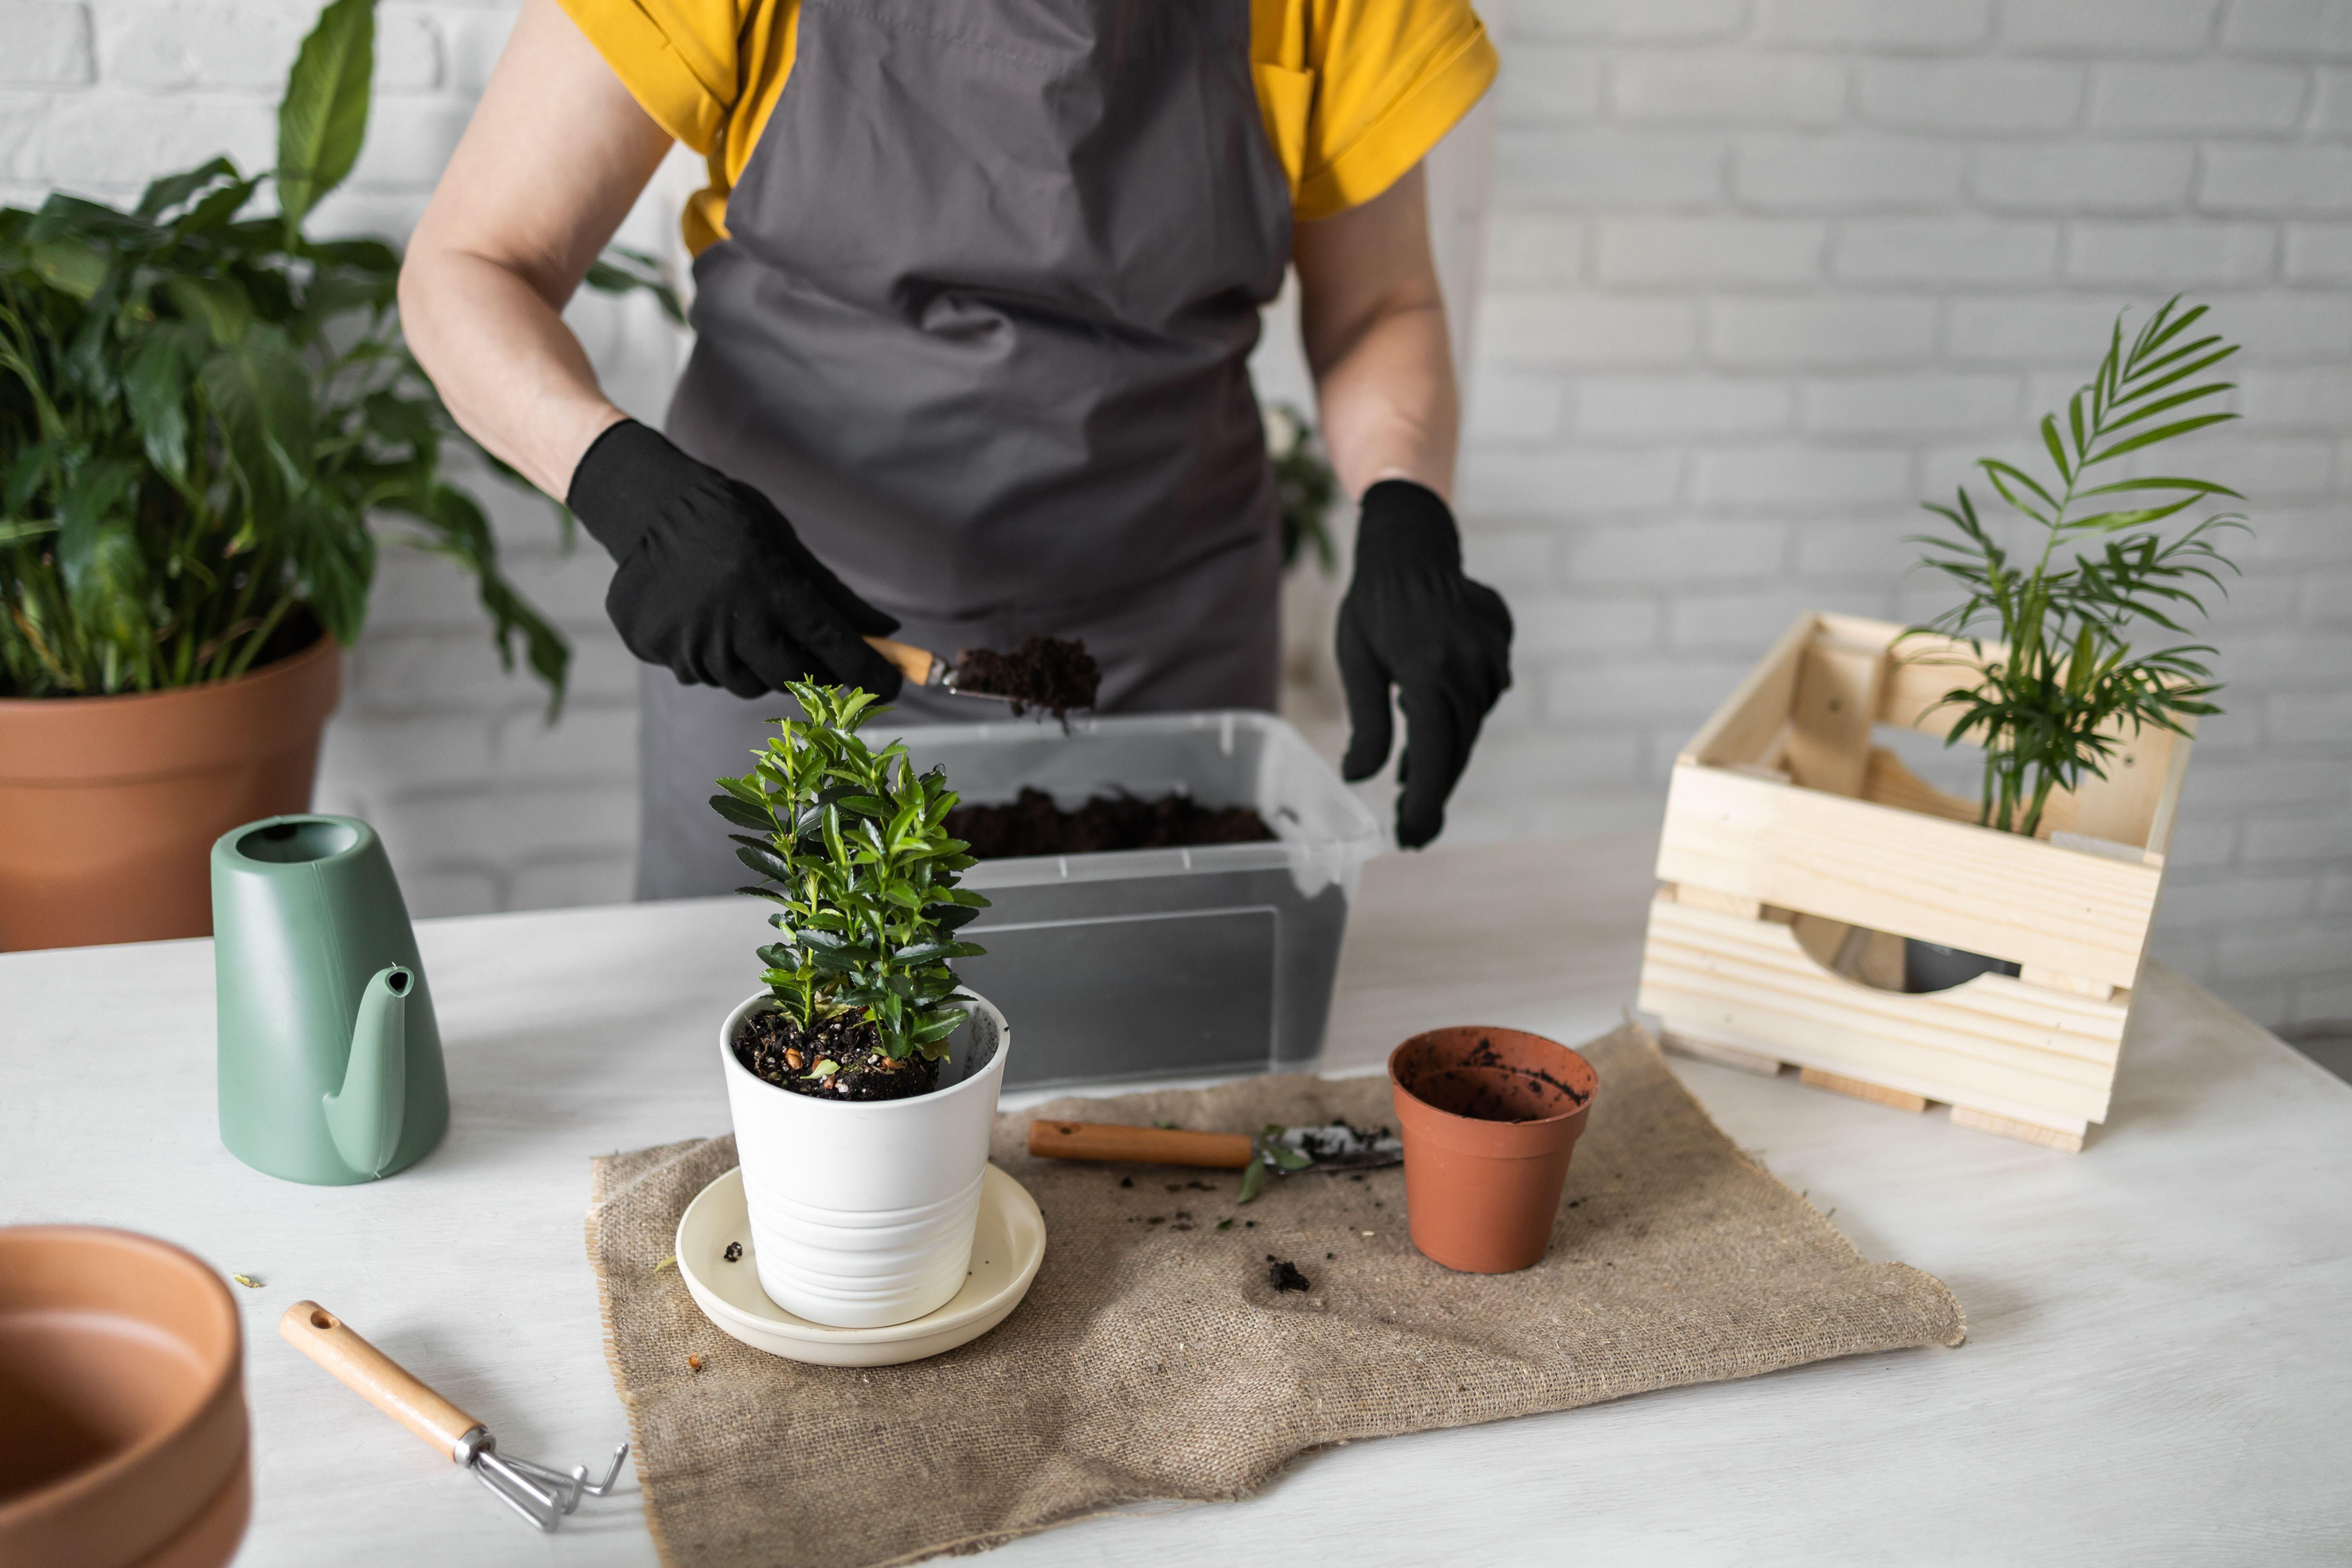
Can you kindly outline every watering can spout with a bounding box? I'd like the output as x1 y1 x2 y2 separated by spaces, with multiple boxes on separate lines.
323 965 411 1179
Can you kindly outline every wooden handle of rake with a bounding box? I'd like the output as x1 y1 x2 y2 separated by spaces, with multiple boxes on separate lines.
281 1300 481 1461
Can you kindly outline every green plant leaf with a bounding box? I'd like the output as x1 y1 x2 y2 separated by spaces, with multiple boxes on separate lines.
276 0 376 240
201 324 314 525
165 276 254 346
55 459 147 654
123 322 208 480
710 793 773 832
1236 1159 1267 1205
136 157 243 220
2088 412 2237 464
25 239 108 299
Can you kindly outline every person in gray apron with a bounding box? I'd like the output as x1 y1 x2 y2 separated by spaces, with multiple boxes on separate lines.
399 0 1512 898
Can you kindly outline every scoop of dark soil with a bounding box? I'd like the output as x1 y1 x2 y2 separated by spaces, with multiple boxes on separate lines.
954 636 1100 719
945 787 1278 858
734 1009 942 1101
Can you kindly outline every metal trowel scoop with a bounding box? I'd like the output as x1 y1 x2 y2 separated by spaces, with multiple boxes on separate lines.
864 635 1013 703
1027 1117 1403 1202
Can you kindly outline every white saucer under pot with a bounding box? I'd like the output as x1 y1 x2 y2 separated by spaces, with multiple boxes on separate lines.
719 990 1010 1329
676 1163 1046 1367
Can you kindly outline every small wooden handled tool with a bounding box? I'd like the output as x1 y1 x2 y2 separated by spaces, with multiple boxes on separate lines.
863 635 1013 702
1027 1120 1256 1167
281 1300 628 1532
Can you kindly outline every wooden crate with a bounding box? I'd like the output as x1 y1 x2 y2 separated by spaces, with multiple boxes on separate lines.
1635 611 2195 1153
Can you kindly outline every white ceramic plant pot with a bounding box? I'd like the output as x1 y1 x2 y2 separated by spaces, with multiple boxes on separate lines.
720 991 1009 1329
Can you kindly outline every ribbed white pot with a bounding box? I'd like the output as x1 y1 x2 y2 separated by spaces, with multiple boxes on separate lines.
719 991 1009 1329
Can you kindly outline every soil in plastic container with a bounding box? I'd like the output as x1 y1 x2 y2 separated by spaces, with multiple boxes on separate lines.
946 788 1277 858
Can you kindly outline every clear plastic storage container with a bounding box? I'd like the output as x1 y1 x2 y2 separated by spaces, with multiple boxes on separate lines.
894 710 1384 1089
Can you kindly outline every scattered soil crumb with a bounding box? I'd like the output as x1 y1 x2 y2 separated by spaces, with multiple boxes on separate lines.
1119 1176 1133 1187
1267 1259 1311 1293
953 636 1100 719
946 787 1276 858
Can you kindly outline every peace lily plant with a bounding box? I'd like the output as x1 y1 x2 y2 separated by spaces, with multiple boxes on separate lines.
0 0 675 706
1908 296 2247 840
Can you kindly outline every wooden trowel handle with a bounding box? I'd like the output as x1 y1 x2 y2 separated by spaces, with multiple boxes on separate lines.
863 635 939 688
1027 1120 1255 1168
281 1300 483 1461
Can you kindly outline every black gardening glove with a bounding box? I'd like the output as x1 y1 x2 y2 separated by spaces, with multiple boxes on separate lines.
565 419 903 700
1336 479 1513 850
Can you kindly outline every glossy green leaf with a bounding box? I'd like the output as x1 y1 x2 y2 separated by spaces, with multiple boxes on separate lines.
276 0 375 238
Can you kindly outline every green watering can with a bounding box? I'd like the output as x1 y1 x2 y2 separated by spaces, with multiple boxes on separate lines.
213 815 448 1184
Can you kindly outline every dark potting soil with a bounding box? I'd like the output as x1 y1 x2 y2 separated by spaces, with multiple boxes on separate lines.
1266 1258 1310 1293
945 787 1278 859
733 1010 943 1102
953 636 1101 719
1406 1034 1593 1124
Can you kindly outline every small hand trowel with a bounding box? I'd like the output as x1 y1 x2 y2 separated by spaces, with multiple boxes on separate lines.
863 635 1013 704
863 634 1100 716
1027 1118 1402 1202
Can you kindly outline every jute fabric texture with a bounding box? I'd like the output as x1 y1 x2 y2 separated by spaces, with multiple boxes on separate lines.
585 1023 1964 1566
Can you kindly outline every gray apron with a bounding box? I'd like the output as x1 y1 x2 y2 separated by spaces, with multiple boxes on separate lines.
637 0 1293 900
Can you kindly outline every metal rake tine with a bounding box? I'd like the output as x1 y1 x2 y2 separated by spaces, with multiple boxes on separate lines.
581 1441 632 1497
473 1449 564 1533
495 1453 588 1515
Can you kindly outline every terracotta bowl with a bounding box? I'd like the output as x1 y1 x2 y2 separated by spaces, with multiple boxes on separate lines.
0 1228 250 1568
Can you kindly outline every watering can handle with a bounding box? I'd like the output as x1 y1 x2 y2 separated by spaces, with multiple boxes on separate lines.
280 1300 483 1462
322 965 410 1178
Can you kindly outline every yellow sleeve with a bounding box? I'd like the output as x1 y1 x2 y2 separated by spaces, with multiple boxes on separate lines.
1255 0 1498 221
554 0 742 155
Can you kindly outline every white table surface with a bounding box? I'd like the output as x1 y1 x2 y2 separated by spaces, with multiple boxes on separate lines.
6 835 2350 1565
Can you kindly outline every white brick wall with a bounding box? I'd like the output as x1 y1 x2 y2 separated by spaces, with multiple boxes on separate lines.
1458 0 2352 1029
12 0 2347 1027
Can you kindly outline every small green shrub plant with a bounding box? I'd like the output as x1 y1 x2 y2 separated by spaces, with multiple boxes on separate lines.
0 0 676 706
1908 297 2248 839
714 683 989 1100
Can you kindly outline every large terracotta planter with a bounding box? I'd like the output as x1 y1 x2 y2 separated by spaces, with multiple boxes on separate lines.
0 634 342 950
1389 1026 1598 1275
0 1226 251 1568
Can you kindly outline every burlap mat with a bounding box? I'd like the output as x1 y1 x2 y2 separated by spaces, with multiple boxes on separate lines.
586 1023 1963 1566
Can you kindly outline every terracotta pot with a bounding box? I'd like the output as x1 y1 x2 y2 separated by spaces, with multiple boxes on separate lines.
0 633 342 951
1388 1026 1599 1274
0 1227 251 1568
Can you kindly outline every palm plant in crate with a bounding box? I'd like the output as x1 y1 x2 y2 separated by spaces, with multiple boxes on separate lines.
1900 297 2247 991
1909 297 2247 840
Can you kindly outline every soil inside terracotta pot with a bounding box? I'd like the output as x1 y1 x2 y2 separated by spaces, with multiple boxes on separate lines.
734 1011 944 1102
953 636 1100 719
945 787 1277 858
1398 1034 1593 1123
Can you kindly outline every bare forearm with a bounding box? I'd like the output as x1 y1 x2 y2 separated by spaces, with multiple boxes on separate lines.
1292 165 1458 503
1308 294 1458 502
397 0 668 502
400 247 623 500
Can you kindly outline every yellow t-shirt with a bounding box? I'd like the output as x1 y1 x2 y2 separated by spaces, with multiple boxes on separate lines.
558 0 1497 255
